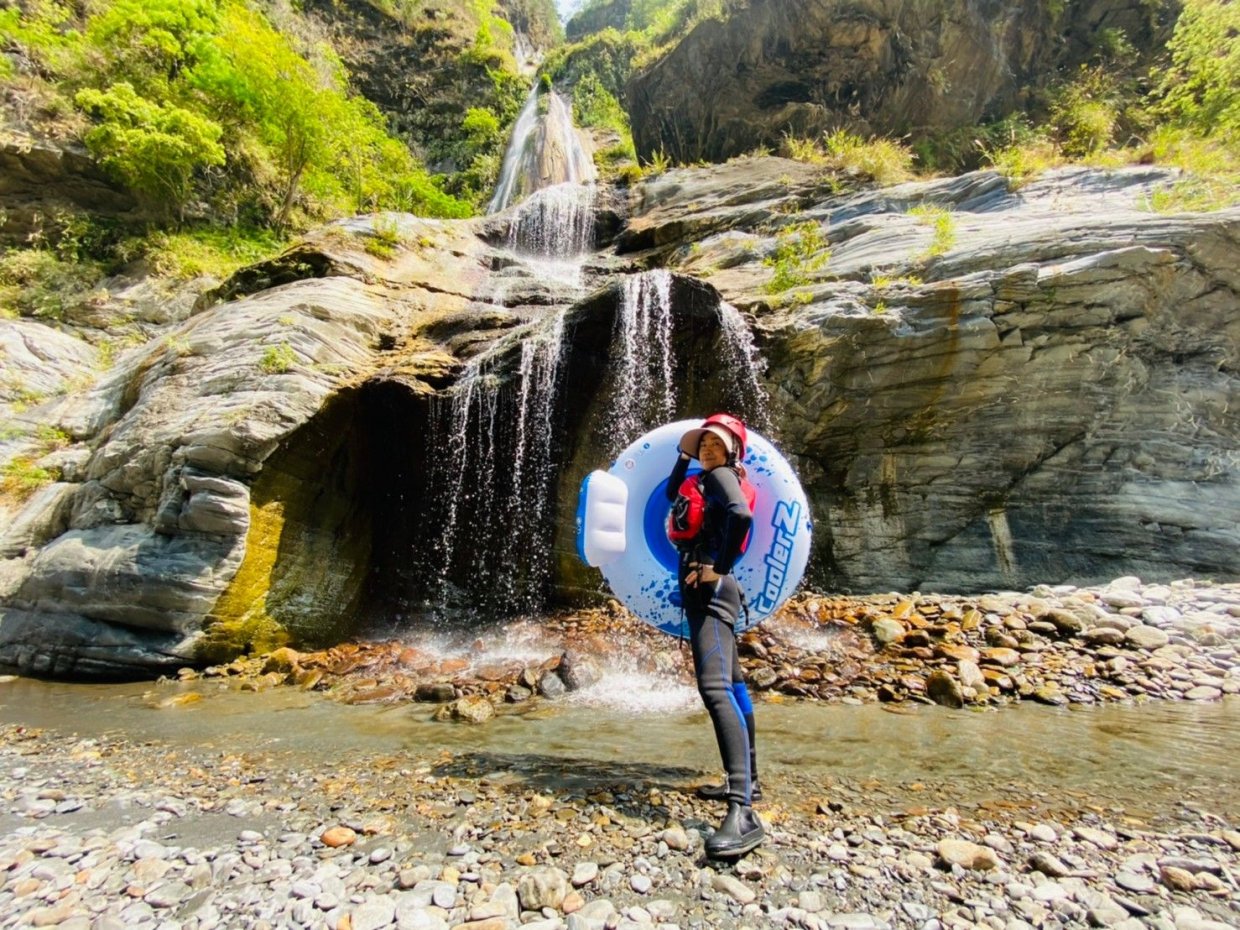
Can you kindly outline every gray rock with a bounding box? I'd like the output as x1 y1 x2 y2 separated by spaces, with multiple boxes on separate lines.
1184 686 1221 701
1126 627 1172 650
1028 851 1070 877
958 659 987 691
5 157 1240 677
1114 871 1157 894
710 873 755 904
625 0 1171 164
1073 827 1118 851
351 899 396 930
825 915 890 930
558 651 603 691
571 862 599 887
1082 628 1127 646
538 671 567 699
799 890 826 913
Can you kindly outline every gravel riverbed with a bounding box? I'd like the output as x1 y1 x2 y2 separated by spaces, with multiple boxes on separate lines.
1 577 1238 930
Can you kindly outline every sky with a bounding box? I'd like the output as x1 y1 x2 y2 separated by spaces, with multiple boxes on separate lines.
556 0 587 22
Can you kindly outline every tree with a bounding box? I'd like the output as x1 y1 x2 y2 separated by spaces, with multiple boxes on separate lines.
75 81 225 220
1157 0 1240 141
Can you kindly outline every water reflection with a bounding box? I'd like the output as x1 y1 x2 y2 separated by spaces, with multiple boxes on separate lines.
1 678 1236 820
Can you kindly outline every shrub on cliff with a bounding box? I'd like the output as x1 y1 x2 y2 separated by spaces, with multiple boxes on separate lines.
1155 0 1239 142
0 0 470 230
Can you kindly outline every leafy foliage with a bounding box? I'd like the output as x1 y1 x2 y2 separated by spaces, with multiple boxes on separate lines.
763 221 829 294
780 130 914 186
75 81 226 218
2 0 470 231
1155 0 1240 141
908 205 957 259
260 343 298 374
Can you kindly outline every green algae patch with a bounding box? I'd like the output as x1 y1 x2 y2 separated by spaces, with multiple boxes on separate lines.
197 499 291 664
198 390 376 664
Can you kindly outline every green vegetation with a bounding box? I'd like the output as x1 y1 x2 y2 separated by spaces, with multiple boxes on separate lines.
908 205 957 259
542 3 735 173
0 0 471 231
763 221 829 294
138 226 288 280
364 216 404 259
973 0 1238 207
0 245 103 320
1155 0 1239 140
260 343 298 375
572 0 733 69
0 457 61 501
781 130 915 186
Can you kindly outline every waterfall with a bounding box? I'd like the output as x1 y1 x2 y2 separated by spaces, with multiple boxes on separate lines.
605 270 677 455
718 300 772 433
428 316 568 615
488 88 596 214
506 182 596 260
417 84 772 621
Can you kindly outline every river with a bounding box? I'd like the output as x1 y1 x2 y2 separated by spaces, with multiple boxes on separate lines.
2 676 1236 829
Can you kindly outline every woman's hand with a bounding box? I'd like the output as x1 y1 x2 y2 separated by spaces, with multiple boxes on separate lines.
686 563 721 586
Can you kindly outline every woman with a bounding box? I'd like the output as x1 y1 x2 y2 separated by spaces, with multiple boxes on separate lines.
666 413 764 858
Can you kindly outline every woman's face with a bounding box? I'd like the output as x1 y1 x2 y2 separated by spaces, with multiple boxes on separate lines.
698 431 729 470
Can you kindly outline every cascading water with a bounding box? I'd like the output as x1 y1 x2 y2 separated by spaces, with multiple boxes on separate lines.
605 270 677 455
506 183 597 264
718 300 772 433
488 88 596 215
417 81 769 623
427 317 568 616
417 80 605 620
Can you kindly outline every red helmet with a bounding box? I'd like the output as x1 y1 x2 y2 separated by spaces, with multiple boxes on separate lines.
678 413 748 462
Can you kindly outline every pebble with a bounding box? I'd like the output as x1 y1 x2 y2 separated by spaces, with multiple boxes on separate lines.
1028 824 1058 843
710 873 755 904
1 578 1237 930
1115 871 1158 894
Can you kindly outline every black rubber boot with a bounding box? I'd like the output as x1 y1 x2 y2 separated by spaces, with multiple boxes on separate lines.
706 802 765 858
695 777 762 803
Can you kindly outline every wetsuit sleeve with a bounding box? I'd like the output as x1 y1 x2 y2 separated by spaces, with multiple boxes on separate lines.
665 454 691 501
703 467 753 576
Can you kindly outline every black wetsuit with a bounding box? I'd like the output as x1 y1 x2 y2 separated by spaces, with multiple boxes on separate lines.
666 455 756 805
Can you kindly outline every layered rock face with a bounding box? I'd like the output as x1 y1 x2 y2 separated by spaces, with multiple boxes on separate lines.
625 0 1176 163
1 163 1237 677
0 135 139 247
638 161 1239 592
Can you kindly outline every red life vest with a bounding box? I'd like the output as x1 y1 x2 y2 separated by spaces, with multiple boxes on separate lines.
667 469 757 551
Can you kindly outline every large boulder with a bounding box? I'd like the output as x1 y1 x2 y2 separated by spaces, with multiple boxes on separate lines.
0 134 139 247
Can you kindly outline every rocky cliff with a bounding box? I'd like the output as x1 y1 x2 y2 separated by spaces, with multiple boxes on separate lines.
1 164 1236 678
624 0 1177 163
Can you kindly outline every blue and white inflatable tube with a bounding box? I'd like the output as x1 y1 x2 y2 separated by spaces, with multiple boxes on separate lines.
576 420 812 638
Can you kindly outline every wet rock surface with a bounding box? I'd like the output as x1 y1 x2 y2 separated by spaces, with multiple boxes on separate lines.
206 578 1240 713
1 691 1238 930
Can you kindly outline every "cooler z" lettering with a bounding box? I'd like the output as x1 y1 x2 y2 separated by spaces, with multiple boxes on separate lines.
753 500 801 613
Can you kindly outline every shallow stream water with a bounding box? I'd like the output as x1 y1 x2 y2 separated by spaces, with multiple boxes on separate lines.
2 674 1236 828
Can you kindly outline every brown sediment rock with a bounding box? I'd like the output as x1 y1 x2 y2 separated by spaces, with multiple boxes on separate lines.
194 583 1237 718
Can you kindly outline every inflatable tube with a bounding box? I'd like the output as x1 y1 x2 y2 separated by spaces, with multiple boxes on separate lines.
576 420 812 638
